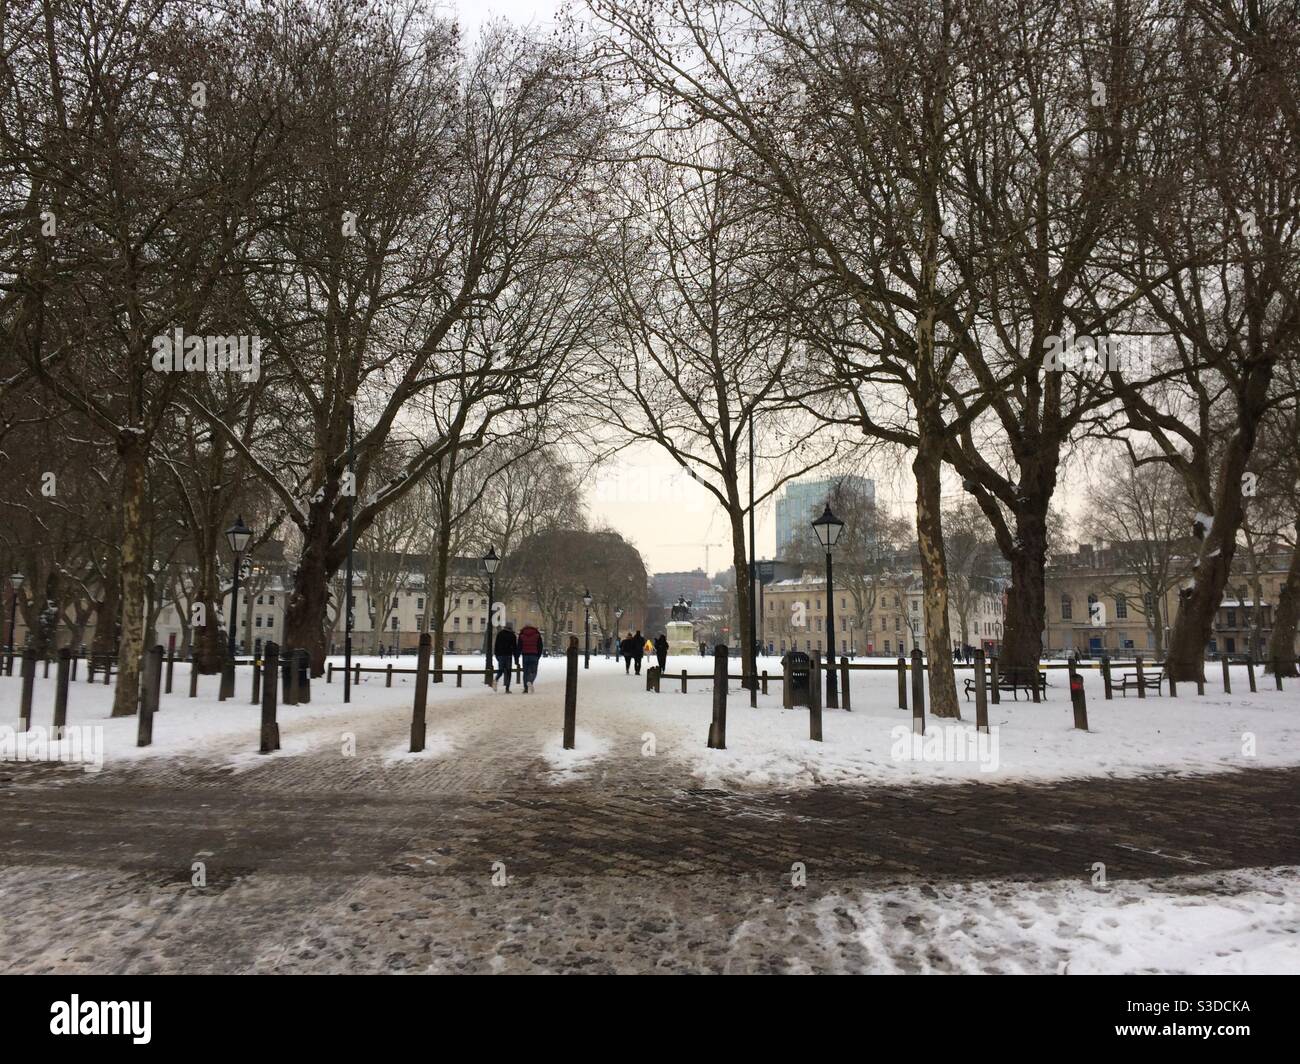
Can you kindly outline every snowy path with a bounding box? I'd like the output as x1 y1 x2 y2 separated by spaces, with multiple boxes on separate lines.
2 656 1298 972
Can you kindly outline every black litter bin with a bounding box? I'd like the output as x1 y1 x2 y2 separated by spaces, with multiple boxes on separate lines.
784 651 811 708
281 651 310 701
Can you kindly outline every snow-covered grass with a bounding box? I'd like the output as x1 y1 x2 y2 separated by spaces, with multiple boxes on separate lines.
2 653 1297 791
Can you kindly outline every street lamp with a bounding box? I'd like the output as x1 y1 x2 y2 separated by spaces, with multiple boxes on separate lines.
223 516 252 696
582 588 592 669
614 607 623 662
6 571 24 676
483 547 500 683
812 504 845 708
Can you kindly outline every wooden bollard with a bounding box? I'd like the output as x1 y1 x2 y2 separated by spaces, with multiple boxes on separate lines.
783 655 794 708
327 662 334 684
911 649 925 735
974 649 989 733
219 658 233 701
645 665 654 692
354 661 361 686
251 656 262 704
456 665 463 688
1247 654 1257 692
1222 656 1231 694
53 647 71 739
708 644 727 749
43 657 50 679
761 670 768 695
189 656 199 698
1168 668 1177 697
1136 656 1146 699
1101 655 1113 700
298 649 311 703
809 651 823 742
897 655 907 710
1069 663 1089 731
840 656 851 711
165 635 176 694
282 653 298 706
410 633 431 753
19 649 36 732
1275 658 1284 691
137 645 163 748
260 642 280 754
990 654 1000 704
681 669 688 693
563 637 578 750
386 663 393 687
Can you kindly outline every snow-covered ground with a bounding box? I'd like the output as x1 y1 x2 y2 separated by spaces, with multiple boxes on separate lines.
1 653 1297 790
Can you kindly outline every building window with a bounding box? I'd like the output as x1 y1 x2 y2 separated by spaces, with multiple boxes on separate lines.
1116 595 1127 619
391 617 399 631
453 617 460 630
256 595 263 605
1061 595 1073 620
417 597 424 609
1226 608 1236 628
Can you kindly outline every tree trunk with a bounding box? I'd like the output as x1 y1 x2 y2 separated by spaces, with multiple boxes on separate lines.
1001 510 1049 682
1165 365 1272 681
111 438 147 717
283 511 335 675
727 508 752 683
431 509 453 674
1265 523 1300 676
913 444 960 719
91 555 121 662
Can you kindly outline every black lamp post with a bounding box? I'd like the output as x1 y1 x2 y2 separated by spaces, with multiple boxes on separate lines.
6 570 24 676
614 607 623 662
583 589 592 668
222 516 252 697
483 547 500 683
812 504 845 708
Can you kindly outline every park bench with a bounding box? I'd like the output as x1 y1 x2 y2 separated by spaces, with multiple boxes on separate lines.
962 668 1048 701
1117 669 1164 696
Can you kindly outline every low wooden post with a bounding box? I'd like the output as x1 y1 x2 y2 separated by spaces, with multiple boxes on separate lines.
974 648 988 734
298 649 311 703
990 655 1000 704
386 663 393 688
189 657 199 698
1168 669 1177 698
260 642 280 754
410 633 431 753
1101 655 1113 700
708 644 728 749
681 669 688 693
53 647 71 739
1274 658 1284 691
137 645 163 748
165 634 176 694
219 659 232 702
839 656 851 711
761 670 768 696
563 637 578 750
653 667 661 693
327 662 334 684
1222 656 1231 694
783 655 794 709
456 665 463 688
897 656 907 711
354 661 361 686
43 657 50 679
1069 665 1089 731
19 649 36 732
808 651 823 742
911 649 925 736
1136 656 1146 699
1247 654 1257 692
645 665 654 692
251 654 262 705
282 652 298 706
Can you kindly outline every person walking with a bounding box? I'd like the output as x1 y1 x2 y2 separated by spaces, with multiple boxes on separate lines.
493 623 517 692
632 629 645 675
517 622 543 693
654 632 669 674
620 631 636 674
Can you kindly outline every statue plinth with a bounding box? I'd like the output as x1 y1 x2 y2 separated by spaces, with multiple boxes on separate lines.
665 620 696 657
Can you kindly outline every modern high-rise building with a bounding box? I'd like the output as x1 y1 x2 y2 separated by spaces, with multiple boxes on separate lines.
774 476 875 555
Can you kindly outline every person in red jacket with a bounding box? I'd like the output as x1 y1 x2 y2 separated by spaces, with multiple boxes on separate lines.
516 623 543 693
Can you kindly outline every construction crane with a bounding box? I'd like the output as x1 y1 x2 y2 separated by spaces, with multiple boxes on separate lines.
664 541 727 575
